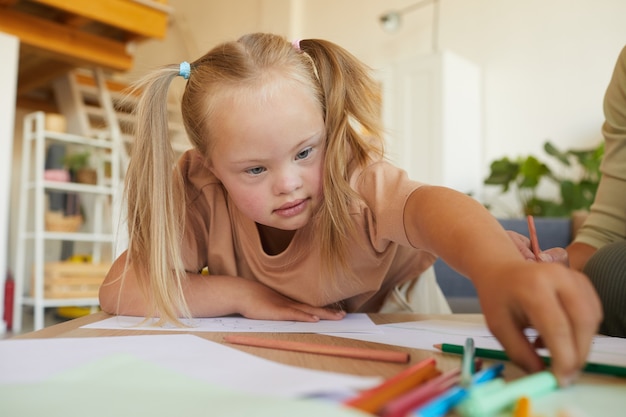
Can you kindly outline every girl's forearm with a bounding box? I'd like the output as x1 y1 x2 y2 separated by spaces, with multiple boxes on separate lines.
404 186 524 283
99 251 250 317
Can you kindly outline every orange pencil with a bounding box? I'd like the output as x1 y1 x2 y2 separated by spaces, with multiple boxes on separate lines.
527 215 541 260
514 396 531 417
343 357 441 414
223 335 410 364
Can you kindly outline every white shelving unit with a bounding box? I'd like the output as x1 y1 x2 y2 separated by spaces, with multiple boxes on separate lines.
13 111 121 331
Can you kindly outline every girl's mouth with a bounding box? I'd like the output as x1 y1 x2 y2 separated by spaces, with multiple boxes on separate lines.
274 199 308 217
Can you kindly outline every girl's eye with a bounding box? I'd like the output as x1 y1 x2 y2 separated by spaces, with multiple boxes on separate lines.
246 166 266 175
296 147 313 160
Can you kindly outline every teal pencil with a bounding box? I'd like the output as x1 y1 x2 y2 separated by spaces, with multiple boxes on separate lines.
456 370 558 417
434 343 626 378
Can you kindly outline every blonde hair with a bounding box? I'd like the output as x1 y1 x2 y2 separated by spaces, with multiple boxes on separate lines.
124 33 384 324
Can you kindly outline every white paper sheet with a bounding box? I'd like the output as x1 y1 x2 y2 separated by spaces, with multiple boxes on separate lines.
0 347 375 417
324 320 626 367
81 313 382 333
0 334 380 398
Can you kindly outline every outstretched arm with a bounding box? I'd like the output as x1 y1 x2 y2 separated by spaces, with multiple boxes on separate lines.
403 185 602 386
99 250 345 322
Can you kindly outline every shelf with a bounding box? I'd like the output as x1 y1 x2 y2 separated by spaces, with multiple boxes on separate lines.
26 129 115 149
13 111 121 332
24 232 115 242
29 181 115 195
21 297 100 308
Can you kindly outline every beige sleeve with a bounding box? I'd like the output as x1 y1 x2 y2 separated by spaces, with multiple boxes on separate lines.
575 45 626 249
354 161 427 248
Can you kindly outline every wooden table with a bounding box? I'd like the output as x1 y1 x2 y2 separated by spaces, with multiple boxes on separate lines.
12 313 499 377
13 311 616 386
9 311 625 417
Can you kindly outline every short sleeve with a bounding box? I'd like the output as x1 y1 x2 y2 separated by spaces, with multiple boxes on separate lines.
353 161 427 249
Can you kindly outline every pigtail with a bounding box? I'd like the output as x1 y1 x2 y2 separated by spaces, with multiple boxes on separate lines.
123 66 190 325
299 39 385 277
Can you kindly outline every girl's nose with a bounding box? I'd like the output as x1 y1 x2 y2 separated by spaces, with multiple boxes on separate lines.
274 168 302 195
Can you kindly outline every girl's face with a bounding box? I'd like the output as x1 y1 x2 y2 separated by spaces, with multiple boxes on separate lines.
209 79 325 231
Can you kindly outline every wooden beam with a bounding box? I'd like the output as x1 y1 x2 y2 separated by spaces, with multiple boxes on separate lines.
30 0 169 39
16 95 59 113
73 72 139 96
0 9 133 72
16 54 75 95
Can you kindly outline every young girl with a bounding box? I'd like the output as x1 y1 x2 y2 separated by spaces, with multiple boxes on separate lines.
100 33 601 385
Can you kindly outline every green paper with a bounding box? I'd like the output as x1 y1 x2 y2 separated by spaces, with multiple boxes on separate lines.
0 353 370 417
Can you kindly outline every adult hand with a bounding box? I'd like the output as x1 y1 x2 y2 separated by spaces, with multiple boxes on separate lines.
475 261 602 386
506 230 569 265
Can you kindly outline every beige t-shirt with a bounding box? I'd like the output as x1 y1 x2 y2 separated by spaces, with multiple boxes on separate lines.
178 150 437 313
574 45 626 249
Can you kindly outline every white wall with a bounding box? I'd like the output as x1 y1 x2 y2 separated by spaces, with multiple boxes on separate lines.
296 0 626 205
123 0 626 209
1 32 19 332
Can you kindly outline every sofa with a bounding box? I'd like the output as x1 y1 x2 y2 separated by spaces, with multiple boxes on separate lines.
434 217 573 313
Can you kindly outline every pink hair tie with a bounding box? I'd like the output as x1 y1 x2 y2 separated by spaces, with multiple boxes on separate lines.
291 39 301 51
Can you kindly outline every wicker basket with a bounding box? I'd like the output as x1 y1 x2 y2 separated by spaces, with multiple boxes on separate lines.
45 211 83 232
76 168 97 185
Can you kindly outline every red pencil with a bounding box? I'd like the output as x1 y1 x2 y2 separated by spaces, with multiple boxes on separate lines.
526 215 541 260
223 335 410 364
381 359 483 417
380 368 460 417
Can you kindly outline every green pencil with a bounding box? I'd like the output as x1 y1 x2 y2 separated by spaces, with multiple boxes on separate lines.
434 343 626 378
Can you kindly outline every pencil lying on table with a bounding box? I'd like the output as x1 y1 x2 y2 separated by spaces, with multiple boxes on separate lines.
434 343 626 378
223 335 410 363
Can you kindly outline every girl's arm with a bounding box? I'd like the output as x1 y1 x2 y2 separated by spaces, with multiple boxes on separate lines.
98 250 345 322
403 185 602 386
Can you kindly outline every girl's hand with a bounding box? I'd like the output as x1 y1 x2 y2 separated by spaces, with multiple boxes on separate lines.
506 230 569 265
237 280 346 322
475 261 602 386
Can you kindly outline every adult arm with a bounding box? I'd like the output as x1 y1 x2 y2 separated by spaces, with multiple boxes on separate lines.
568 45 626 269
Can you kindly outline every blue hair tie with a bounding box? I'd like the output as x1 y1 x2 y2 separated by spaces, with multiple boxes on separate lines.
179 61 191 80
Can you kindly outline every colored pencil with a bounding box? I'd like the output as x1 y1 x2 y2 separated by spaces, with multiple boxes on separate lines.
413 363 504 417
344 357 441 414
460 337 475 387
434 343 626 378
513 396 532 417
380 367 460 417
224 335 410 363
456 371 557 417
527 215 541 260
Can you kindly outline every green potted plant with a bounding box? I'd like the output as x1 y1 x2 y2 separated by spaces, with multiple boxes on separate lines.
484 140 604 218
63 151 97 184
